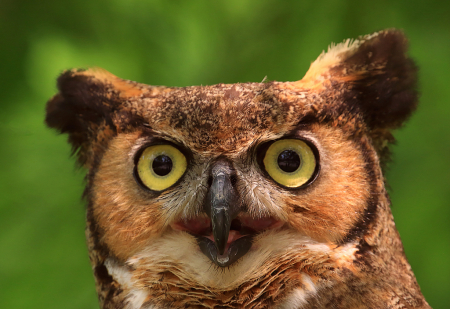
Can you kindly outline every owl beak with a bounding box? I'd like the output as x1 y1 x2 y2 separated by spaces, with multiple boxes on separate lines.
204 161 240 256
192 159 280 267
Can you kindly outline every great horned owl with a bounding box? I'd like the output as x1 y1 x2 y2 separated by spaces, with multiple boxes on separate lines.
46 29 430 308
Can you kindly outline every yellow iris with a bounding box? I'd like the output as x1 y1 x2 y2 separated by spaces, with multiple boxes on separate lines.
263 139 316 188
137 144 187 191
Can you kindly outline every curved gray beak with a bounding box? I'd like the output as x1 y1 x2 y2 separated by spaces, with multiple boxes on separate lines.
203 160 240 255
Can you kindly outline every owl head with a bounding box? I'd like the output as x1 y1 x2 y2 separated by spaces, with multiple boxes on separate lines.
46 30 423 308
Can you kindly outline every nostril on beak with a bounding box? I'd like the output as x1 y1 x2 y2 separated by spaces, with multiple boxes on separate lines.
207 176 213 187
230 174 237 186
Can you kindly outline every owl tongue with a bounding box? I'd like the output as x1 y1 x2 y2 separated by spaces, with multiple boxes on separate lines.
206 230 242 252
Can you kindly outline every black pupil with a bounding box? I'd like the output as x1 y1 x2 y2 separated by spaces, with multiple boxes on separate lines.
152 155 173 176
277 150 301 173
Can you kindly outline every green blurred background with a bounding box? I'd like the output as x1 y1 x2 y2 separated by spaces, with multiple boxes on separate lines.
1 0 449 308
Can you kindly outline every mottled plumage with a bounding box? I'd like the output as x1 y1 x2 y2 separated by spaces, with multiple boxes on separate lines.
46 29 430 308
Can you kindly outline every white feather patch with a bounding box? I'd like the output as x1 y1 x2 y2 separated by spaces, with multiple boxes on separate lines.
105 258 149 309
277 273 318 309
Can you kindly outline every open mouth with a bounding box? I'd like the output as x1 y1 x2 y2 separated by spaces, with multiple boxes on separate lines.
171 216 283 267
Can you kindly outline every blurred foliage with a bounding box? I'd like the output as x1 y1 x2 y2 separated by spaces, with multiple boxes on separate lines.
0 0 449 308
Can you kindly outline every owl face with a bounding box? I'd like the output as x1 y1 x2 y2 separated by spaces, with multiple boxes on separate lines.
90 89 372 267
46 30 427 308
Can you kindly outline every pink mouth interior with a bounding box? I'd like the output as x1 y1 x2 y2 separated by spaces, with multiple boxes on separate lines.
171 215 284 251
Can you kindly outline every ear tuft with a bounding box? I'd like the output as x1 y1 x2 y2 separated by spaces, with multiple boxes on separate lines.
45 69 124 166
341 30 418 129
300 29 418 130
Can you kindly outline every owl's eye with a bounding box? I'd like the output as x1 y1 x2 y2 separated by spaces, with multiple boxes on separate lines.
136 144 187 191
263 139 317 188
